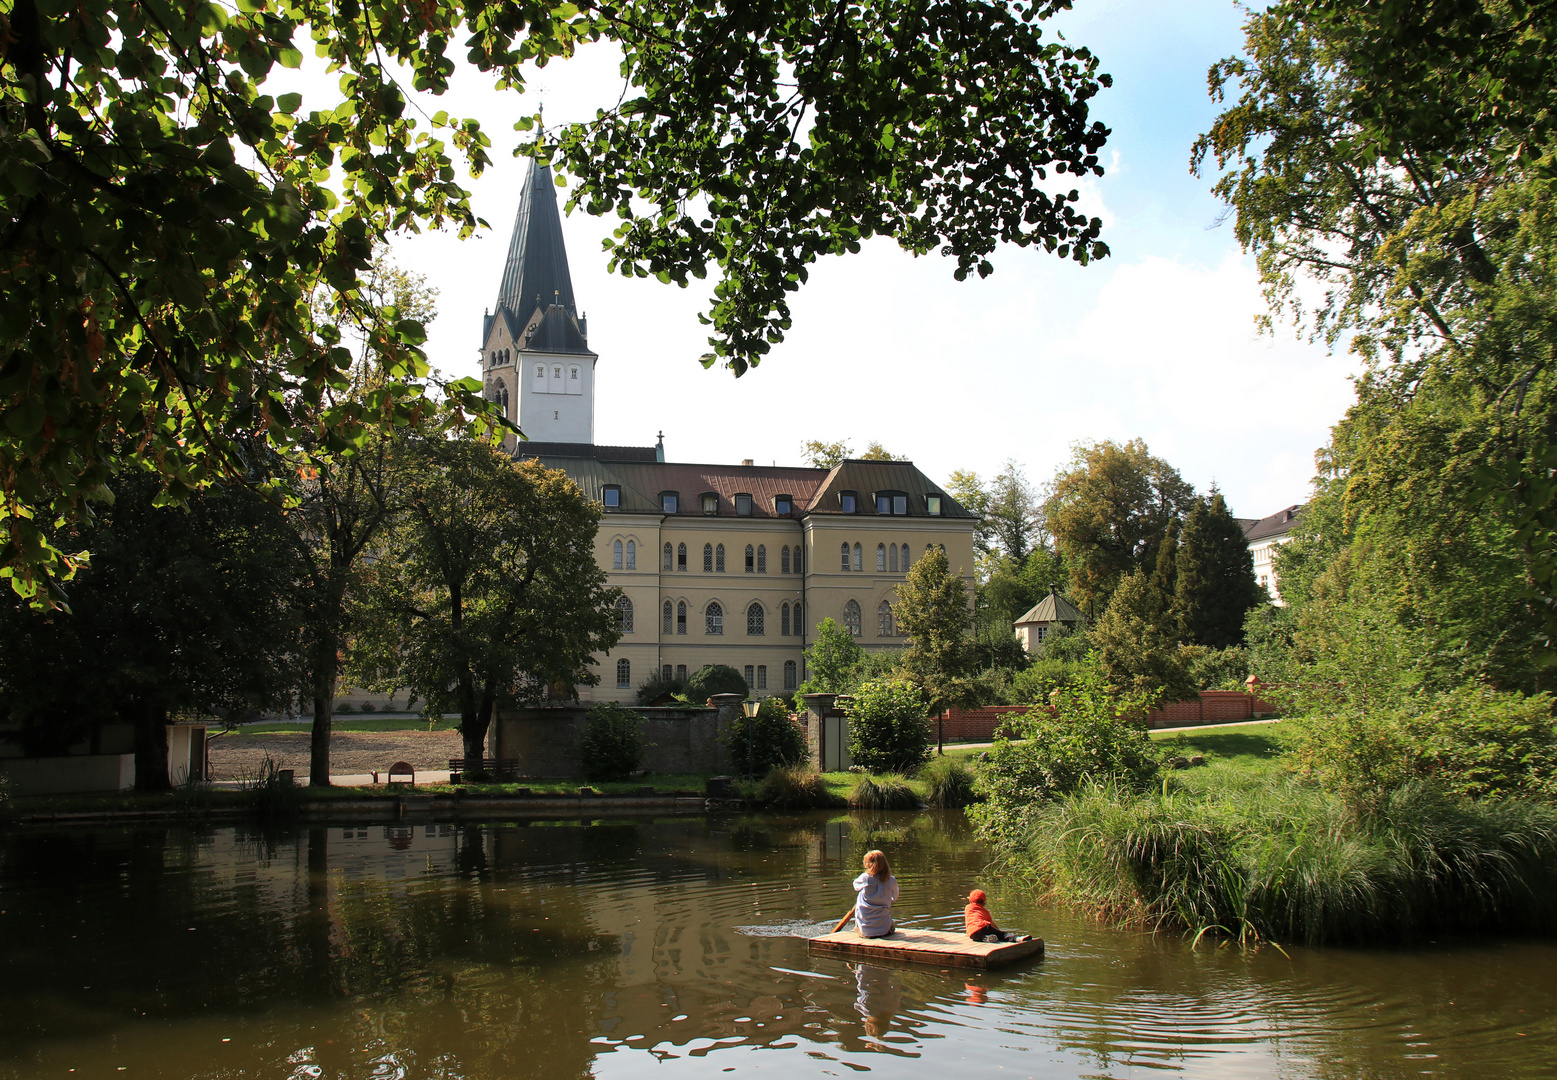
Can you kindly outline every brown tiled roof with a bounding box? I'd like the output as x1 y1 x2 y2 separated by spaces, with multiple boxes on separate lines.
1244 504 1304 542
605 461 827 518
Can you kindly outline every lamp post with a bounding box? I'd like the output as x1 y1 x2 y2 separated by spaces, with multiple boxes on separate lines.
741 699 760 780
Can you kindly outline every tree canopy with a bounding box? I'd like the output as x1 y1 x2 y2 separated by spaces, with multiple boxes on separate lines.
2 0 1113 600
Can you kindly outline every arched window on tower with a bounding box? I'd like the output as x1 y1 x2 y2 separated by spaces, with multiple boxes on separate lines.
795 548 803 574
878 601 895 637
663 542 673 571
843 599 862 637
852 543 863 572
625 540 636 570
840 542 850 571
781 601 791 636
757 545 767 573
889 544 899 572
716 544 726 572
747 602 764 636
616 658 631 689
677 543 687 571
876 543 886 572
744 544 754 573
706 601 724 635
900 544 910 570
612 539 623 570
677 600 687 634
703 543 714 572
793 600 802 635
617 596 634 633
663 600 673 635
781 546 791 574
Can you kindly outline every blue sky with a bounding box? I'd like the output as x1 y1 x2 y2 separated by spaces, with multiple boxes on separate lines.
382 0 1353 519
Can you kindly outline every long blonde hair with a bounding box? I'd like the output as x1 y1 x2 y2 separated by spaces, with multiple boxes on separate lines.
863 849 891 880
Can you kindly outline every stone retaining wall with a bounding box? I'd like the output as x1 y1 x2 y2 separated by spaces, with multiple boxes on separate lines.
492 704 736 778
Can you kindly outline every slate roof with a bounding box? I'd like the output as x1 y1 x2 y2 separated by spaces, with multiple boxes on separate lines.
498 161 577 320
806 460 974 518
1015 588 1086 626
1244 504 1304 542
516 442 659 462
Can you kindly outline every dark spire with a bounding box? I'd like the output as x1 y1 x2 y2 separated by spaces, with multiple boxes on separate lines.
496 160 577 320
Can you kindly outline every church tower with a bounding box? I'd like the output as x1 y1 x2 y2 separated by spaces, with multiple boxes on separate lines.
480 160 597 444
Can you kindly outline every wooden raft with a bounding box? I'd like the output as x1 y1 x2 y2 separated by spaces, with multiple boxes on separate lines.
808 928 1044 969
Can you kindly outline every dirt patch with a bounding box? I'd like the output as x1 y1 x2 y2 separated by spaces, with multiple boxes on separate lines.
208 729 464 780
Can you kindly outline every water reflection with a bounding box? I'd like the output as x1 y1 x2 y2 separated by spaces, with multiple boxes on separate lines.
0 814 1552 1080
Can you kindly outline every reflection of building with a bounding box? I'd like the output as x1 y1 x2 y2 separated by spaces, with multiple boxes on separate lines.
1012 586 1085 654
1242 504 1304 605
483 161 978 702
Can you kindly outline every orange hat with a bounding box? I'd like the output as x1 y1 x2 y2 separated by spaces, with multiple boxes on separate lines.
968 889 987 903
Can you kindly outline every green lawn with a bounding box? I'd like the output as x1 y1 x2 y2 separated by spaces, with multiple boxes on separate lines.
1150 720 1290 765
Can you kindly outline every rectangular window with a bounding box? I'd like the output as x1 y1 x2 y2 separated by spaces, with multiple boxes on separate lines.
876 494 891 514
735 494 752 516
1036 626 1047 642
926 495 942 516
702 493 718 515
893 495 908 515
757 665 768 690
840 493 857 513
676 664 686 681
743 665 754 688
662 664 672 681
775 496 792 515
603 486 620 508
663 493 679 513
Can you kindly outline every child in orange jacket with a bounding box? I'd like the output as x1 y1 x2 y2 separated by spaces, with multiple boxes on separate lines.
964 889 1031 943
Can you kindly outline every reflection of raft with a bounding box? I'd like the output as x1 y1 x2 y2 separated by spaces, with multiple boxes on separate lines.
808 928 1044 969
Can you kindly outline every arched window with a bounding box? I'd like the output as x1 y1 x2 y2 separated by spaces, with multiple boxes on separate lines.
703 543 714 572
612 539 623 570
878 601 894 637
901 544 910 570
793 600 802 635
617 596 634 633
781 545 791 574
677 543 687 571
781 601 791 637
784 660 797 690
757 545 767 573
677 600 687 634
843 599 862 637
795 548 803 574
747 602 764 635
706 601 724 635
876 543 886 572
852 543 863 572
744 544 754 573
625 540 636 570
616 658 631 689
663 600 673 635
840 542 850 571
663 542 673 571
889 544 899 573
716 544 726 572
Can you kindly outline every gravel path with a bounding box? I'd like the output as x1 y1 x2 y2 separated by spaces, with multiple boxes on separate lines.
208 730 465 780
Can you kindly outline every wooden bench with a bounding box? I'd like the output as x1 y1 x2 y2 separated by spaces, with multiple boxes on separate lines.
386 760 416 785
808 928 1044 969
448 758 521 783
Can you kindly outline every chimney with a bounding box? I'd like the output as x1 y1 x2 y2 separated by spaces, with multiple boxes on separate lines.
741 458 754 467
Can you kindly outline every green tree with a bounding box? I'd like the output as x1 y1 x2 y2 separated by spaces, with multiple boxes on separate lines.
1090 570 1196 704
1046 439 1196 617
801 440 852 470
847 678 932 774
1150 516 1180 610
797 618 867 697
1 0 1115 600
948 461 1044 561
0 476 305 789
685 664 749 703
859 442 907 462
1173 491 1263 649
722 697 806 778
351 442 621 766
896 544 978 747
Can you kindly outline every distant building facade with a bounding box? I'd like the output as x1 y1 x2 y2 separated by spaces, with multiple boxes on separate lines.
1013 586 1086 654
1242 504 1304 605
486 163 978 702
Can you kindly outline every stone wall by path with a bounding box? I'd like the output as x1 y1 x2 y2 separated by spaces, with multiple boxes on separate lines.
207 730 463 780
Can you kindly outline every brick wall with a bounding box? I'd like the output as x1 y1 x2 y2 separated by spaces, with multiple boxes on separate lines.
934 690 1280 740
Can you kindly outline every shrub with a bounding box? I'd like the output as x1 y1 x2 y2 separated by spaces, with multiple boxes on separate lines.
847 679 931 773
360 701 377 713
920 756 978 808
1010 658 1088 703
1037 623 1092 663
580 702 643 781
685 664 749 703
758 765 837 809
721 697 806 777
847 774 919 810
1181 646 1250 691
635 669 686 705
240 755 303 821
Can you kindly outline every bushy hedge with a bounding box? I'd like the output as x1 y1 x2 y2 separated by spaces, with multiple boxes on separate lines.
758 765 837 809
847 679 931 774
1010 658 1088 703
685 664 749 703
580 702 642 781
721 696 806 777
635 669 686 705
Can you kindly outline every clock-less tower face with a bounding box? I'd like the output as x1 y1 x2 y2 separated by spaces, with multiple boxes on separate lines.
481 159 597 443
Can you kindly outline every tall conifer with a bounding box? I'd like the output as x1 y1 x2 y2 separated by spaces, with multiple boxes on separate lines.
1174 492 1263 648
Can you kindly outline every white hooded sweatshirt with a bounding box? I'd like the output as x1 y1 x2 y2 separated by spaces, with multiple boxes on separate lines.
852 871 899 937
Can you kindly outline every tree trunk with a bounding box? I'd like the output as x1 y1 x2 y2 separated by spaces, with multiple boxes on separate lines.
463 701 490 767
131 700 172 792
309 625 338 787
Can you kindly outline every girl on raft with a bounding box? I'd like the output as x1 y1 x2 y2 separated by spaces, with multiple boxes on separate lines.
851 850 899 938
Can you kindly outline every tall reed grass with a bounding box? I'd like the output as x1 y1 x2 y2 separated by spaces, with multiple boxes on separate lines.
1009 764 1557 945
757 765 838 809
920 757 977 808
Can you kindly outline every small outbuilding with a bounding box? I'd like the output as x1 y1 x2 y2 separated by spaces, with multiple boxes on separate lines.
1013 586 1086 654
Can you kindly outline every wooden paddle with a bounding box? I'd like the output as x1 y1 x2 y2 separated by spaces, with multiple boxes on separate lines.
832 904 856 933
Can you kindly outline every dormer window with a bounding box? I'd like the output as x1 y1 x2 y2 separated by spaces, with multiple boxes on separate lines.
926 494 943 516
661 492 679 514
874 491 909 515
701 493 719 515
734 493 753 516
775 494 793 516
603 486 621 509
839 491 858 513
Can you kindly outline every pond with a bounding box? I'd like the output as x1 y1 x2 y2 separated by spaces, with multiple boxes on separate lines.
0 812 1552 1080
